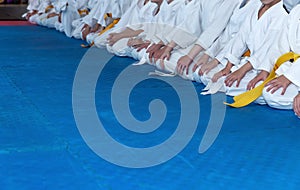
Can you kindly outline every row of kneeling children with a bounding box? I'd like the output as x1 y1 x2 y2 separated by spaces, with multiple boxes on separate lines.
23 0 300 118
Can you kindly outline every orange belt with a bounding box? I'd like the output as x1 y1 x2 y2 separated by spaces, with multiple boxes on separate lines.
242 49 251 57
45 5 54 13
78 9 89 16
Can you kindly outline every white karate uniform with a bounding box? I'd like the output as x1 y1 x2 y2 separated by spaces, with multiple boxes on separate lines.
54 0 71 32
153 0 240 80
85 0 115 43
109 0 132 20
153 0 186 44
22 0 41 19
129 0 186 61
94 0 142 48
71 0 99 31
86 0 133 44
40 0 60 28
199 1 288 96
105 0 160 56
71 0 100 39
55 0 89 37
263 5 300 110
194 0 260 85
225 1 288 96
27 0 41 11
28 0 51 24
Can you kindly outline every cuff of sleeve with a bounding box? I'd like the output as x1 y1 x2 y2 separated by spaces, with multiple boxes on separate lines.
172 35 197 49
247 56 260 70
205 50 215 59
152 37 161 44
225 53 240 66
258 62 273 73
195 39 209 51
285 73 300 88
215 54 228 66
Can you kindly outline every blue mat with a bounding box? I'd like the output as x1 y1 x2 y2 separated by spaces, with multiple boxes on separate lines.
1 25 300 189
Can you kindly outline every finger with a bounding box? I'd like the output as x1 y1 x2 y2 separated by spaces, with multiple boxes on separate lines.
247 81 252 90
166 54 170 61
225 78 232 87
181 65 185 75
236 78 241 87
228 78 236 87
198 68 203 76
192 64 198 72
160 54 166 61
248 84 254 90
176 63 182 74
266 83 275 92
248 80 254 89
137 45 144 52
295 98 300 116
160 59 164 69
212 72 221 83
224 75 232 85
149 52 154 61
147 44 155 51
266 79 277 87
251 79 260 89
147 45 153 52
281 86 287 95
296 98 300 115
293 97 296 115
270 85 280 94
226 76 235 87
266 81 277 92
177 64 182 75
186 65 189 75
212 76 216 83
154 55 159 63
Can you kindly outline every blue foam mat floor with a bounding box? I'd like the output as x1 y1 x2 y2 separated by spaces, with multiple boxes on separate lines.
1 25 300 189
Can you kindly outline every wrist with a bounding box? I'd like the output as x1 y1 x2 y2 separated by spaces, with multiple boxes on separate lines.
225 62 233 70
165 45 173 52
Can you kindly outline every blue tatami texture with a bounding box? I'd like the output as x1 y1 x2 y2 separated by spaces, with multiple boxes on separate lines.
0 25 300 190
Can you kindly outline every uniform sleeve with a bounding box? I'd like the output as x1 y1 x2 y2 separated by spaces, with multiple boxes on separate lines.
96 1 114 27
27 0 40 11
164 1 201 48
75 0 89 10
37 0 51 14
224 24 249 65
215 36 238 66
195 0 239 50
285 60 300 87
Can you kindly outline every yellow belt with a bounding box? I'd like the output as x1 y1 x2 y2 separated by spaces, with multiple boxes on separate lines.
81 18 120 48
225 52 300 108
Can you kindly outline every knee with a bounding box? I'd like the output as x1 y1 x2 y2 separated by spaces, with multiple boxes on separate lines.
263 88 293 110
93 36 105 48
